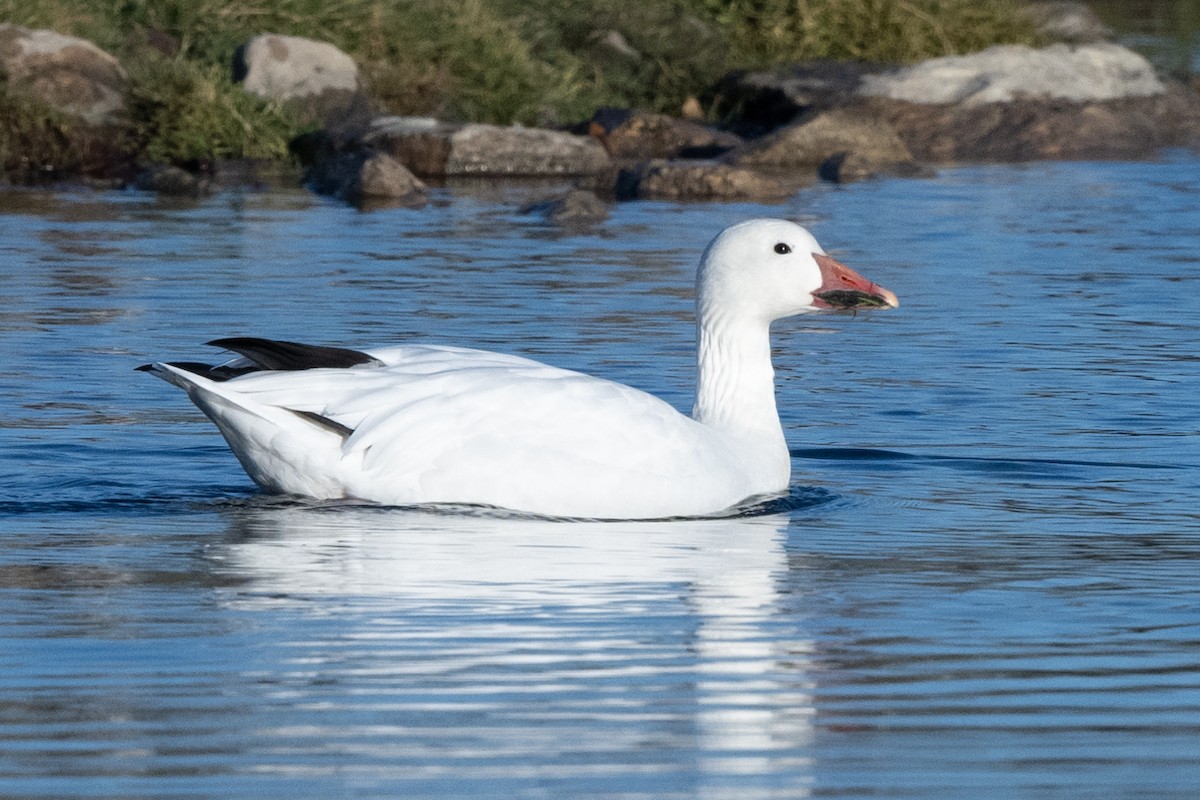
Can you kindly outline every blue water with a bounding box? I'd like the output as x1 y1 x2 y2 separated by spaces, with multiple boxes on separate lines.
1 155 1198 798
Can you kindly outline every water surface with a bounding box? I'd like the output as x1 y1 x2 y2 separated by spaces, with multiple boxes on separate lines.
1 156 1198 798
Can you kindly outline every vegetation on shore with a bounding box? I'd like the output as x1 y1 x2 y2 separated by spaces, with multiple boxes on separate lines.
0 0 1039 169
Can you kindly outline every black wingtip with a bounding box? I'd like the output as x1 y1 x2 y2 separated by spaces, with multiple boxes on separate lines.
207 337 380 371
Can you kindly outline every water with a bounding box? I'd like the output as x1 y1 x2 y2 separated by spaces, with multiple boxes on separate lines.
1 155 1198 798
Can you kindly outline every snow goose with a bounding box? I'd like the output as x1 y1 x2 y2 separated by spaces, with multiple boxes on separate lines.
140 218 897 519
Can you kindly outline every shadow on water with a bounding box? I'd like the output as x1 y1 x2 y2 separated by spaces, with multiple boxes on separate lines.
792 446 1181 476
0 481 838 521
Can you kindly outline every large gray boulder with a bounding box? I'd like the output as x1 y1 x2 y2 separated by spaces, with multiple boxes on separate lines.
873 83 1200 162
0 23 126 124
860 43 1165 105
234 34 364 124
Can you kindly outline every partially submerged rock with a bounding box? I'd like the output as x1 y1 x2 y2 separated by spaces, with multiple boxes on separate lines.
362 117 612 178
307 147 427 208
618 160 791 201
860 43 1165 106
522 188 610 224
818 151 933 184
728 107 913 170
133 163 211 196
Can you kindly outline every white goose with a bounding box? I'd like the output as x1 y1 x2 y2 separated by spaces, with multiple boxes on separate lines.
141 219 897 519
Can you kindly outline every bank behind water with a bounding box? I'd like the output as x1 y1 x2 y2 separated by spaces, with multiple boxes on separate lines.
1 1 1199 206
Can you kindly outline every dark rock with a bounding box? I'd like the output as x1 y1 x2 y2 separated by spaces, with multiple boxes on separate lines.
617 160 791 201
709 61 875 135
233 34 370 126
307 147 427 208
0 23 126 125
133 164 211 196
585 108 743 160
360 117 451 176
522 188 610 224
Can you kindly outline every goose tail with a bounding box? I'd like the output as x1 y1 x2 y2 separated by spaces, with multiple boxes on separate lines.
138 362 352 498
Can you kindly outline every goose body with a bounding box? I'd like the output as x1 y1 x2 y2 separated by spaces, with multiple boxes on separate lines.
141 219 897 519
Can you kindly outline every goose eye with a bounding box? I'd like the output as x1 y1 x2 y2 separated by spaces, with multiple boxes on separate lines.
773 242 791 255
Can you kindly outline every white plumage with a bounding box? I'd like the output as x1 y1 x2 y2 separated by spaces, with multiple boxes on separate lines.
142 218 897 519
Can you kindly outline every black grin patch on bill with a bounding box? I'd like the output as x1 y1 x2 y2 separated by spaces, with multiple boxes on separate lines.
816 290 893 309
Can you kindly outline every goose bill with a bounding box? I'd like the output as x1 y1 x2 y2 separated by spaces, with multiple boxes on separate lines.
812 253 899 309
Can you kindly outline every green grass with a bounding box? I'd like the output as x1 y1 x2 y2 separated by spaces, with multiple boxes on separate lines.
124 54 297 163
0 0 1040 168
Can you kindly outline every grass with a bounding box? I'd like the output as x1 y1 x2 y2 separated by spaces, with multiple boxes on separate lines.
0 0 1040 170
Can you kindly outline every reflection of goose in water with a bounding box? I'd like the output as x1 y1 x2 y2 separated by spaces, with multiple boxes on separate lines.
143 219 896 519
214 506 816 793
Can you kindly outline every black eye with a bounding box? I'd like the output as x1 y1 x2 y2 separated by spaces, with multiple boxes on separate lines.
773 242 791 255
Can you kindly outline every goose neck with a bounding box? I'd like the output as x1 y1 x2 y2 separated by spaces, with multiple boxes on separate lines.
692 313 780 433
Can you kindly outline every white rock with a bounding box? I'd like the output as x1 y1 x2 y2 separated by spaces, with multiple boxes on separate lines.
860 43 1165 105
236 34 359 103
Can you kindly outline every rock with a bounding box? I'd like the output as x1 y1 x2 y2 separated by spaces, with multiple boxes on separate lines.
446 123 611 177
728 107 913 170
874 83 1200 162
818 152 934 183
860 43 1165 106
133 164 211 196
522 188 610 224
353 152 427 203
586 108 743 160
307 148 427 207
710 61 874 134
0 23 126 124
233 34 366 125
617 160 791 201
360 116 453 176
680 96 704 121
365 117 611 178
1025 2 1112 44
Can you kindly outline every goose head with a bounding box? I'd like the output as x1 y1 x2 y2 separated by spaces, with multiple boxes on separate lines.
696 218 898 324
